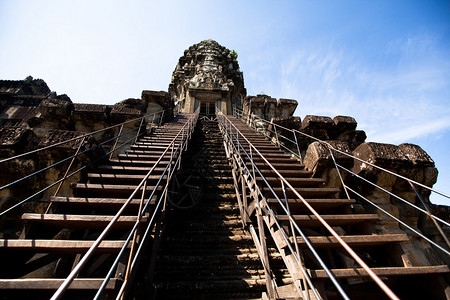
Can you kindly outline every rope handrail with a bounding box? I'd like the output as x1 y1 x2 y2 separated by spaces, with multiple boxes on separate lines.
51 109 200 300
218 110 400 300
233 106 450 200
0 107 174 165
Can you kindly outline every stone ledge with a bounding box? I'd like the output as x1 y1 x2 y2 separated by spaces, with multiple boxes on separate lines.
304 140 353 171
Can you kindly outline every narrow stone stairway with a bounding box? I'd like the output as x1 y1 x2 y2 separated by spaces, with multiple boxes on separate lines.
224 115 450 299
152 120 275 299
0 114 193 299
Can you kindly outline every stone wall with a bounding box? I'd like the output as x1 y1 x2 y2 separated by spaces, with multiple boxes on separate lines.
242 94 298 120
0 77 170 234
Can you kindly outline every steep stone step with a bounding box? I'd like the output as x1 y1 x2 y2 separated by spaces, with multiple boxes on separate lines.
50 196 156 211
310 265 450 279
97 165 167 174
72 183 162 197
109 158 172 166
118 153 173 160
277 213 379 226
257 176 324 187
153 278 266 299
266 197 356 211
152 119 269 299
0 278 121 290
257 168 312 177
273 232 409 249
263 186 340 198
0 239 126 253
87 173 167 184
21 213 146 228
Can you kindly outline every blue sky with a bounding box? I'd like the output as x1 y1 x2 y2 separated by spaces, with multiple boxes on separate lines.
1 0 449 204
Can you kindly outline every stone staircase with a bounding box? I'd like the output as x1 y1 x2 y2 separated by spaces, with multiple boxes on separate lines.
0 114 192 299
226 115 450 299
152 120 287 299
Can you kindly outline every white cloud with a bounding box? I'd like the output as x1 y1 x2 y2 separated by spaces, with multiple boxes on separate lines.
263 33 450 146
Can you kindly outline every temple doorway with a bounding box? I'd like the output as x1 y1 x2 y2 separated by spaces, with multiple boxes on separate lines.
199 101 216 116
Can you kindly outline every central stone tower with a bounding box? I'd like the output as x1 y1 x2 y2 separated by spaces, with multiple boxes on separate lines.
169 39 246 115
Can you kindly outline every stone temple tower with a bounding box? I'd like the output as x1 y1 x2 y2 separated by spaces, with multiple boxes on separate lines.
169 39 246 115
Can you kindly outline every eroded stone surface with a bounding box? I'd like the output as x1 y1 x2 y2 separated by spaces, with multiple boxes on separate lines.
242 95 298 120
399 143 435 167
304 140 353 171
169 39 245 114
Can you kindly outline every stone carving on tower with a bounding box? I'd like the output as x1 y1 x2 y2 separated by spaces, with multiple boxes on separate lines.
169 39 246 114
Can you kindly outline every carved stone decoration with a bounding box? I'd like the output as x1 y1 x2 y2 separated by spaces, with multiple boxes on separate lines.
242 94 298 119
169 40 246 114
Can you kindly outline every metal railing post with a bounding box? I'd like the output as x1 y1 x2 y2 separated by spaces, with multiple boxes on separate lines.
292 129 303 164
119 180 147 300
408 180 450 249
273 124 280 146
159 110 165 127
134 117 145 144
110 124 124 159
45 136 86 214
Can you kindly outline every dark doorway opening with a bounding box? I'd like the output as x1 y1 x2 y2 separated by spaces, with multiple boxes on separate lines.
199 101 216 116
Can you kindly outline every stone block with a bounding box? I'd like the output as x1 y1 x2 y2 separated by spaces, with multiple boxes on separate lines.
277 98 297 116
399 143 435 167
38 98 73 119
270 116 302 131
352 142 410 172
301 115 334 131
303 140 353 171
333 115 357 132
0 127 38 157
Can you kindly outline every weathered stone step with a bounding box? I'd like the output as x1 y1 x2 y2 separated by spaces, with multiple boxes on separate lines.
242 156 299 164
140 135 183 140
263 186 340 198
310 265 450 279
97 165 167 174
276 213 379 227
258 168 312 177
274 232 409 249
117 153 174 160
134 142 177 147
87 173 167 184
109 158 172 166
156 253 264 266
0 278 121 290
21 213 145 228
130 144 179 150
153 279 266 299
164 218 242 230
72 183 162 197
257 177 324 187
267 198 356 211
247 162 303 170
50 196 156 211
0 239 127 253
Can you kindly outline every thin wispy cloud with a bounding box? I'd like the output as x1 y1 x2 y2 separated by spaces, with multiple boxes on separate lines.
260 32 450 145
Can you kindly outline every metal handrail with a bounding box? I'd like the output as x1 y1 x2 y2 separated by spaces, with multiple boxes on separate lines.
0 108 174 216
233 106 450 238
51 109 200 300
0 107 174 164
0 126 149 217
218 110 400 300
234 106 450 201
218 117 325 299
